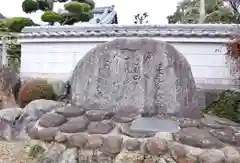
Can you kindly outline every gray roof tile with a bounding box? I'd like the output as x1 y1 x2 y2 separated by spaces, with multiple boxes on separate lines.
91 6 117 24
20 24 238 38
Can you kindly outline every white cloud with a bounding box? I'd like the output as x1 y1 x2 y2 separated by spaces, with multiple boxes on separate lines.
0 0 180 24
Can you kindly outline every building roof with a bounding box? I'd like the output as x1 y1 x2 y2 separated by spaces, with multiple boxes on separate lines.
90 5 117 24
20 24 237 38
60 5 117 25
0 13 6 20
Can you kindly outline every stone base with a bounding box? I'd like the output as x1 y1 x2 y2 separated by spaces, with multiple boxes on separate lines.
25 105 240 163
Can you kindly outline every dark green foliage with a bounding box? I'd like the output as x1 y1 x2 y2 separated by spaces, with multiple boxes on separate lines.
61 2 93 25
38 0 51 11
41 11 63 25
59 13 78 25
58 0 69 2
5 17 35 33
167 0 238 24
7 42 21 72
22 0 95 25
22 0 39 13
28 144 45 158
202 90 240 123
0 21 9 32
64 1 84 13
72 0 95 9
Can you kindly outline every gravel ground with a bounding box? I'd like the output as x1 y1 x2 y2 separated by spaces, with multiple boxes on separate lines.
0 140 38 163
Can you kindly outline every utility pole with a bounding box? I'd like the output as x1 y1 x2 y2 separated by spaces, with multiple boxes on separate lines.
199 0 206 23
1 36 8 66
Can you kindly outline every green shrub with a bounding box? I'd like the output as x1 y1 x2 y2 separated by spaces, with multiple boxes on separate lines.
0 20 9 32
18 79 57 108
5 17 35 32
64 2 84 13
38 0 52 11
202 90 240 123
72 0 95 9
7 41 21 72
41 11 63 25
28 144 45 158
22 0 39 13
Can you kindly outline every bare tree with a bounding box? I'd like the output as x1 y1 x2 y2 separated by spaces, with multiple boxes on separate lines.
134 12 149 24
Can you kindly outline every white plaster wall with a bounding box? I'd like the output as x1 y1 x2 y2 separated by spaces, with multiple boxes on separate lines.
20 37 235 89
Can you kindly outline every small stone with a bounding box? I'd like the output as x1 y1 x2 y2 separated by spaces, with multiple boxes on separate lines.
100 136 123 155
155 132 173 141
170 143 187 161
41 143 66 162
38 127 58 141
175 127 223 148
199 149 225 163
67 133 87 148
222 146 240 163
235 133 240 146
38 113 67 128
200 115 224 129
86 135 103 149
114 151 144 163
55 106 84 117
26 121 36 130
91 152 115 163
185 146 204 160
146 137 168 156
144 156 159 163
144 155 172 163
60 116 89 133
209 128 236 145
0 120 13 140
27 127 39 139
0 108 22 122
179 118 201 128
178 157 197 163
113 107 140 123
58 148 78 163
119 123 156 138
55 132 67 143
131 117 180 133
124 139 140 151
212 115 240 127
85 110 114 121
87 121 114 134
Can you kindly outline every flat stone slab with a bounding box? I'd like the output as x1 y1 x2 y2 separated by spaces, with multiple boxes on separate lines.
130 117 180 133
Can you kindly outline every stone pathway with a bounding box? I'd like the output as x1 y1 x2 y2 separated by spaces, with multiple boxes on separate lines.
0 140 37 163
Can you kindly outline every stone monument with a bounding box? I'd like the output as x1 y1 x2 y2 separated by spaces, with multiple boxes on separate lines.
70 38 200 119
10 39 240 163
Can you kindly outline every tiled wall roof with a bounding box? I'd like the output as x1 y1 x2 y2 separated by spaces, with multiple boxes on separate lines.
20 24 238 38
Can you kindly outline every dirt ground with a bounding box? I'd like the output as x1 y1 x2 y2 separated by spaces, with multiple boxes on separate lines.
0 140 38 163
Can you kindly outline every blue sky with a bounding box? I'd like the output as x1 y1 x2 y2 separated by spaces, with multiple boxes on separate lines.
0 0 181 24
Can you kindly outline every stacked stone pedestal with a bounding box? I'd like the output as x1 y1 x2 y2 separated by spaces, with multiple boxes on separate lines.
26 105 240 163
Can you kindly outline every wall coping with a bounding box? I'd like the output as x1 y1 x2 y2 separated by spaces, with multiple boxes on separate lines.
20 24 238 39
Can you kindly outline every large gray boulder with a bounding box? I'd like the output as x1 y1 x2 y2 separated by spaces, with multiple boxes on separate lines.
70 38 200 119
20 99 65 122
0 108 22 140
